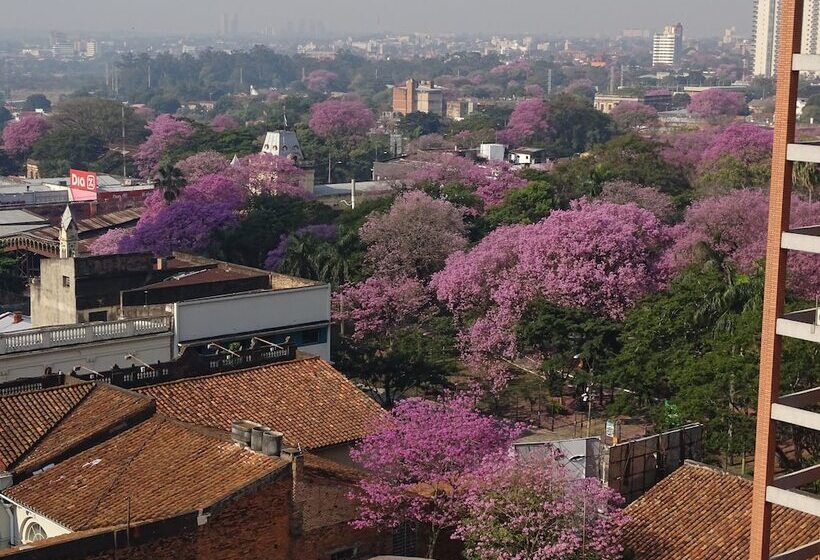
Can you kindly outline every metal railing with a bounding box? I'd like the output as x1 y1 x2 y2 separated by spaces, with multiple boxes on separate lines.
0 316 173 355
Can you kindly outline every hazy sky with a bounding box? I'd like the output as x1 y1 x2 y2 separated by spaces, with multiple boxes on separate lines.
1 0 752 38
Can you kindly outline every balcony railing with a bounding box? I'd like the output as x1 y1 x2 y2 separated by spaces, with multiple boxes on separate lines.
0 316 173 355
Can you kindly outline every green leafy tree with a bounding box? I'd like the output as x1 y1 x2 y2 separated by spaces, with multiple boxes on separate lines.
210 193 336 267
31 129 106 176
22 93 51 113
398 111 442 138
480 180 560 230
52 97 147 144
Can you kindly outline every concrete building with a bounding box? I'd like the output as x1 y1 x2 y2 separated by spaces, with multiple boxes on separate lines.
652 23 683 66
509 147 546 167
0 247 331 381
593 93 642 114
479 143 506 162
754 0 820 77
391 79 444 116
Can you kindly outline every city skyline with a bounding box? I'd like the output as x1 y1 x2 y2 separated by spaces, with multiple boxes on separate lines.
0 0 751 38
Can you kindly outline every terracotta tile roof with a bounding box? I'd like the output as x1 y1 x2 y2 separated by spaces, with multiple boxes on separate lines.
5 416 289 531
138 356 384 449
623 462 820 560
0 383 152 474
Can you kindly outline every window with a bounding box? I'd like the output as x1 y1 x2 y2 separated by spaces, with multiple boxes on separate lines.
330 548 357 560
88 311 108 322
301 328 320 345
62 276 70 288
23 521 47 543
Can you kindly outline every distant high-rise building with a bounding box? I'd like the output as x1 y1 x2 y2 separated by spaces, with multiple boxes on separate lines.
220 13 230 37
652 23 683 66
754 0 820 77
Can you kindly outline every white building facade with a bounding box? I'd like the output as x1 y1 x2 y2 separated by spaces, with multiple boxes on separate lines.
755 0 820 77
652 24 683 66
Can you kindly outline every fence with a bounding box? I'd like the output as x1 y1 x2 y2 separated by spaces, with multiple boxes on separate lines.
605 423 704 503
0 316 173 355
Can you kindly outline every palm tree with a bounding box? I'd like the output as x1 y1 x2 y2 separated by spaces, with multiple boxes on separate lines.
694 265 765 335
155 164 186 204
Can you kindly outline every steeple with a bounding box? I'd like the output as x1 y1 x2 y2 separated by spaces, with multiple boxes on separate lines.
59 205 79 259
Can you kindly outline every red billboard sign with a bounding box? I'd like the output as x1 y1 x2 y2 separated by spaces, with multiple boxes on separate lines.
69 169 98 201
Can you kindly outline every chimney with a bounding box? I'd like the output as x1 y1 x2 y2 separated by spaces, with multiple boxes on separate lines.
12 312 23 325
250 426 266 452
262 431 284 457
156 257 166 270
282 447 304 537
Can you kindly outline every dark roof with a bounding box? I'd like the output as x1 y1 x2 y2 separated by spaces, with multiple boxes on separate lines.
138 355 384 449
4 416 289 531
624 462 820 560
0 383 153 475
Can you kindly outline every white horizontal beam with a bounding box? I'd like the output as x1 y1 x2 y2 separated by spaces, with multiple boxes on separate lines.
767 486 820 517
771 403 820 431
782 226 820 255
793 53 820 73
771 464 820 490
777 309 820 344
787 143 820 164
771 539 820 560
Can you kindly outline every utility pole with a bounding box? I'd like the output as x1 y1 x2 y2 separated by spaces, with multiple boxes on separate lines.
121 104 127 181
547 68 553 95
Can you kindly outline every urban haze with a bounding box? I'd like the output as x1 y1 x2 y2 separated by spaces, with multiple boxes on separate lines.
2 0 751 37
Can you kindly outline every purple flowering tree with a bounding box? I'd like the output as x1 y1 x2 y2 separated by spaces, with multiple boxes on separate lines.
610 102 658 130
121 174 243 256
562 79 596 99
1 114 51 156
210 114 239 132
228 153 309 199
308 98 375 140
456 456 628 560
134 114 194 178
599 181 676 222
305 69 339 92
687 89 746 122
350 393 526 558
666 189 820 298
360 191 467 279
88 228 134 256
432 201 672 388
175 151 230 182
333 276 430 341
408 153 528 206
497 98 550 147
699 122 773 165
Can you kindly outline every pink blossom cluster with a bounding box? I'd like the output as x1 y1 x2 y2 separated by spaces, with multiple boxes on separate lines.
661 123 772 172
91 154 308 257
305 69 339 92
408 153 528 207
333 276 430 340
456 456 628 560
432 200 673 381
1 114 51 155
666 189 819 298
175 151 230 182
134 114 194 178
598 181 675 221
687 88 746 121
497 98 550 147
359 190 468 278
490 60 531 77
349 393 526 544
210 114 239 132
610 101 658 129
308 97 375 140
